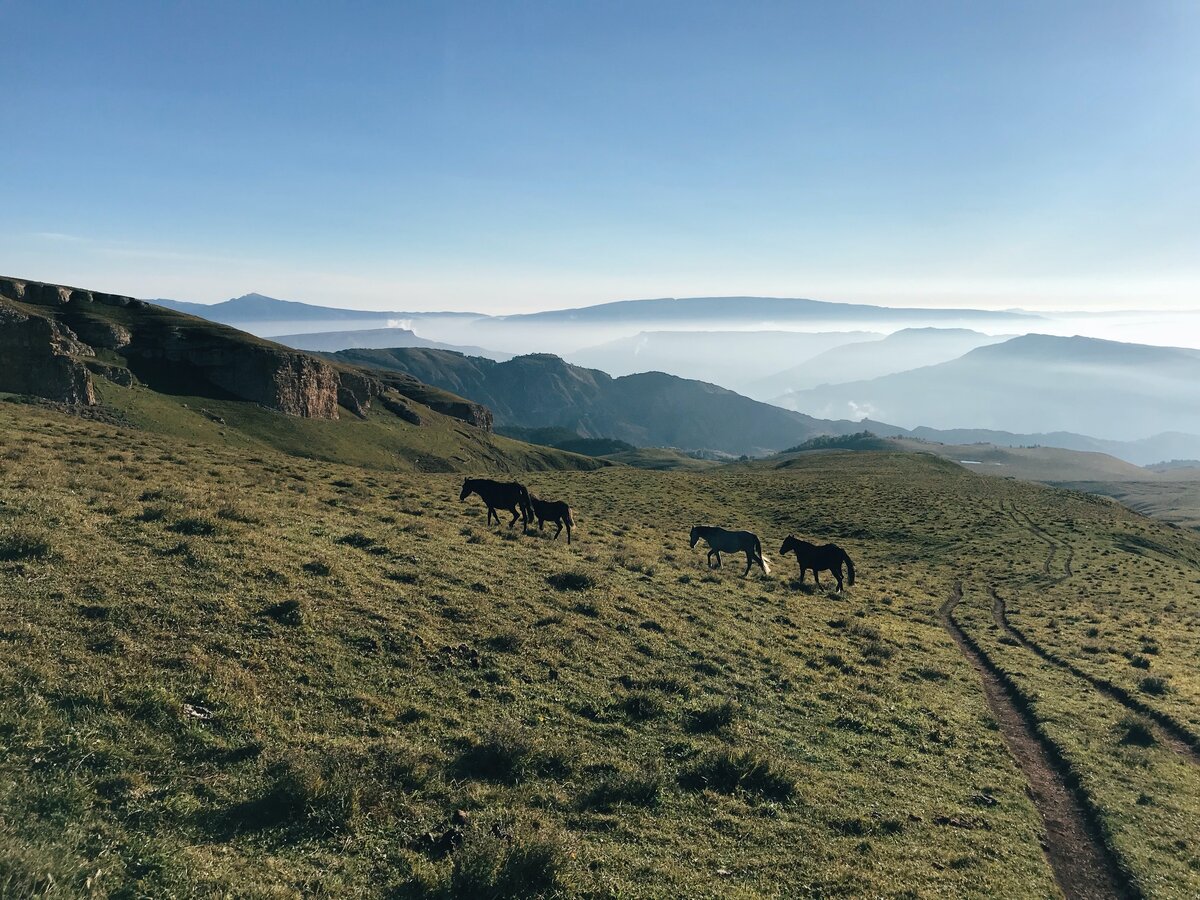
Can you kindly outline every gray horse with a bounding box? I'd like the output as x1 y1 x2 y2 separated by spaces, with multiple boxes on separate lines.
689 525 771 576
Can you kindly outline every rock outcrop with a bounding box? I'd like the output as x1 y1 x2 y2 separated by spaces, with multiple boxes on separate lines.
1 276 342 419
336 368 385 418
0 303 97 405
0 276 495 429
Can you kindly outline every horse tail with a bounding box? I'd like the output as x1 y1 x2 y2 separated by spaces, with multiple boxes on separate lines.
565 505 574 527
756 538 771 574
519 486 533 525
842 549 855 585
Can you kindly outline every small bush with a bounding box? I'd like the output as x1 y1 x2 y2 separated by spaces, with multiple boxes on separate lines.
252 741 423 832
579 768 664 812
861 640 894 664
847 622 881 641
680 749 796 800
438 820 574 899
485 632 522 653
685 699 742 733
1118 716 1155 747
336 532 377 549
216 503 260 524
0 527 52 562
547 571 595 592
452 727 569 784
260 599 304 626
169 517 217 537
1139 676 1170 696
620 691 666 721
1129 655 1151 670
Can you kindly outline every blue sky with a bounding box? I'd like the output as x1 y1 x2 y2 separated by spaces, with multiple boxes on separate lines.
2 1 1197 311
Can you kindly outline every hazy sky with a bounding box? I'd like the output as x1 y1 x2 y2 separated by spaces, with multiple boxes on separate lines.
2 1 1198 312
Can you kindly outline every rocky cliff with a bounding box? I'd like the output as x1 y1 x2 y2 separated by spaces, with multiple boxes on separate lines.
0 303 97 405
0 276 341 418
0 276 498 431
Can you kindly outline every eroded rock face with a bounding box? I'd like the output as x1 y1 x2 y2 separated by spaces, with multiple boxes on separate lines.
337 369 385 418
71 317 132 350
0 277 146 310
0 304 97 405
1 276 343 419
211 351 340 419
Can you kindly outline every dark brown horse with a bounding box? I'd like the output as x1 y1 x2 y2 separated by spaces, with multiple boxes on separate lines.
530 494 574 544
779 536 855 591
459 478 532 530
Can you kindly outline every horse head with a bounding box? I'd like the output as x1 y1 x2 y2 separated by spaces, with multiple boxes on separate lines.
689 525 701 548
459 479 474 501
779 535 797 557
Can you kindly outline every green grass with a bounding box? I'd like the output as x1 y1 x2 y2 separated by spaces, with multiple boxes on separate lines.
82 379 607 474
601 447 722 471
2 401 1199 896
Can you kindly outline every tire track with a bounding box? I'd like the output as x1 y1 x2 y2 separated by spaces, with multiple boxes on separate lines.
1004 501 1072 582
940 583 1135 900
991 587 1200 765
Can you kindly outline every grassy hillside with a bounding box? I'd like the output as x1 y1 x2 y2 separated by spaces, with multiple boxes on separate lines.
3 403 1200 897
1052 480 1200 531
326 348 865 456
101 379 605 474
888 439 1159 483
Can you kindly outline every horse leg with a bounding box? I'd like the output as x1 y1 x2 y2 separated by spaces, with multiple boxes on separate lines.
715 551 722 568
834 565 844 592
508 506 520 528
813 570 823 590
487 505 497 526
565 521 571 545
553 521 563 541
742 552 752 577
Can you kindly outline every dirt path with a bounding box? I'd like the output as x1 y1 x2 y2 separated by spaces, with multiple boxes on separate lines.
940 584 1135 900
991 587 1200 765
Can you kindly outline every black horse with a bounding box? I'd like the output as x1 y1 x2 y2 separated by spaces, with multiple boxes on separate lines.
459 478 532 530
779 536 855 591
690 525 771 577
530 494 574 544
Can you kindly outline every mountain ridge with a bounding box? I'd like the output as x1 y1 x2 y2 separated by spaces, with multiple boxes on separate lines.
776 333 1200 443
326 347 874 456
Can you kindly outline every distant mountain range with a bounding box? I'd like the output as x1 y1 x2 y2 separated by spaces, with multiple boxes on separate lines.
154 293 481 323
749 327 1010 400
269 326 508 359
153 291 1043 354
490 295 1039 325
324 345 1200 466
325 348 872 456
777 334 1200 443
146 291 1200 463
566 330 880 391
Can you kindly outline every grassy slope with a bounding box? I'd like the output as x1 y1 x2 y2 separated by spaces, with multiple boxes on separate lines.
600 448 723 471
1 410 1198 897
1051 480 1200 531
889 438 1157 483
87 380 606 474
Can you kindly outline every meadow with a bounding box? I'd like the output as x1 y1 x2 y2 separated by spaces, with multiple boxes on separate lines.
2 401 1199 897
